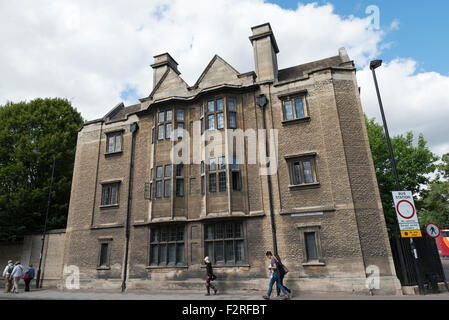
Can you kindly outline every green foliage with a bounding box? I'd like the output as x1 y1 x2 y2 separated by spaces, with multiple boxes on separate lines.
365 116 438 232
419 153 449 226
0 98 83 240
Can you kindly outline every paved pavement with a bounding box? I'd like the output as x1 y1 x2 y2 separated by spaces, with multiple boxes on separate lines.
1 288 449 300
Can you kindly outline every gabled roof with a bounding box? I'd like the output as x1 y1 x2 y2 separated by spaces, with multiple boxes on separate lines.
191 55 241 90
147 67 190 101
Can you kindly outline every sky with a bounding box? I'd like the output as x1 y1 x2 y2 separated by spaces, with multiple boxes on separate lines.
0 0 448 156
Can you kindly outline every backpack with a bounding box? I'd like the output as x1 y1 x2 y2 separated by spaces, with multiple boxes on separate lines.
23 271 30 280
7 265 13 274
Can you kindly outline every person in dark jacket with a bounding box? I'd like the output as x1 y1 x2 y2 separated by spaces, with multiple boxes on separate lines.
274 254 292 297
204 256 217 296
23 264 35 292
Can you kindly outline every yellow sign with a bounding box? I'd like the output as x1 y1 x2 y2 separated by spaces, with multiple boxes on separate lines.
401 230 422 238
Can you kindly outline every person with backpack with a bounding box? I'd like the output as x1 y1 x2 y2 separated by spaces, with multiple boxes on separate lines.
2 260 14 293
274 253 292 298
263 251 289 300
204 256 218 296
11 261 24 294
23 264 35 292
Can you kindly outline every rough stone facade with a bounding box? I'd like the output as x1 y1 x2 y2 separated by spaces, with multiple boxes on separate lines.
62 23 402 294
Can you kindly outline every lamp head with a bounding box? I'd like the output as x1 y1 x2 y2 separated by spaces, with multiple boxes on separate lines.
256 94 268 108
370 60 382 70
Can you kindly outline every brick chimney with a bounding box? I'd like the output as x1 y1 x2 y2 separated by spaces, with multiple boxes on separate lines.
249 23 279 82
151 53 179 88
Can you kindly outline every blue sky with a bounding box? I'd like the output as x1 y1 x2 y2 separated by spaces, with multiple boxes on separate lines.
269 0 449 75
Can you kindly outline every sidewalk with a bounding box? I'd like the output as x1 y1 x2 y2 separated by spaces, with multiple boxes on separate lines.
1 288 449 300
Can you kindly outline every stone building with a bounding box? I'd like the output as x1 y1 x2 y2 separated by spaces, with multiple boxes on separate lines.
62 23 401 294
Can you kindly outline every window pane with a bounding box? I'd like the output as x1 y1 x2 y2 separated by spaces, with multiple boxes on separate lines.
156 181 162 198
152 127 155 144
177 123 184 139
215 224 224 239
228 98 236 111
156 166 163 178
207 101 214 113
115 135 121 152
164 180 171 197
107 136 114 153
158 124 164 140
160 245 167 263
177 109 184 121
216 98 224 111
166 123 172 139
200 118 204 134
201 161 205 174
176 179 184 197
217 112 224 129
201 176 205 195
168 244 176 263
236 240 245 261
305 232 318 261
232 155 239 171
219 172 226 192
208 114 215 130
234 223 243 238
232 171 241 191
293 162 302 185
294 98 305 118
215 242 224 262
225 224 233 238
177 227 184 241
150 245 158 264
176 164 184 177
166 110 172 122
151 229 159 242
209 158 216 171
205 225 214 240
158 111 164 123
177 244 185 263
169 227 177 241
284 101 294 120
200 104 204 116
161 228 168 242
110 185 117 205
303 160 314 184
205 242 214 261
150 168 153 181
225 241 234 262
218 156 226 170
102 186 109 205
229 112 236 129
165 165 172 177
209 173 216 193
100 243 108 266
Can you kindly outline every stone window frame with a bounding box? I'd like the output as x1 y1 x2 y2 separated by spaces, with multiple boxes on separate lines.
149 224 186 267
278 90 310 125
154 165 171 199
175 108 185 140
105 130 124 155
285 152 320 190
295 223 326 266
99 181 121 208
203 220 248 266
208 156 227 194
97 238 112 270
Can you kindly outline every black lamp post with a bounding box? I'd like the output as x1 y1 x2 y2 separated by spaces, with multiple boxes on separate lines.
370 60 425 295
33 150 56 289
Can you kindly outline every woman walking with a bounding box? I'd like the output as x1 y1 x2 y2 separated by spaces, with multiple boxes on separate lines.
204 256 218 296
274 254 292 297
23 264 35 292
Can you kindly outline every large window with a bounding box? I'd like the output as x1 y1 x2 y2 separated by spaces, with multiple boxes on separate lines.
154 165 172 199
106 132 122 154
150 226 185 266
101 183 120 206
176 109 184 139
231 155 241 191
98 241 111 268
175 164 184 197
208 157 226 193
282 95 307 121
157 109 173 140
206 98 225 131
204 222 246 265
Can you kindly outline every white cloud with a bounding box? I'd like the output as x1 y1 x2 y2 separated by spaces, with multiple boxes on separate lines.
357 59 449 156
0 1 447 156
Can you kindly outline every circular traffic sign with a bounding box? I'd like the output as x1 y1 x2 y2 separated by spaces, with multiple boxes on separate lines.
425 223 440 238
396 200 415 219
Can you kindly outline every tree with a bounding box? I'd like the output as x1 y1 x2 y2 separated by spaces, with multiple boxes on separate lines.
365 116 438 232
0 98 83 240
419 153 449 226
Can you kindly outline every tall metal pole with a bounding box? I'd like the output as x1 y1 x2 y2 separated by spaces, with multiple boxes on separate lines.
36 156 56 288
371 63 425 295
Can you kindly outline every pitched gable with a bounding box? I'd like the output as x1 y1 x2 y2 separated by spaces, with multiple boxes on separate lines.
194 55 242 90
150 68 189 101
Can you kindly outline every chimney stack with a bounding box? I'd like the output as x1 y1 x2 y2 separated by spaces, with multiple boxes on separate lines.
151 53 179 88
249 23 279 82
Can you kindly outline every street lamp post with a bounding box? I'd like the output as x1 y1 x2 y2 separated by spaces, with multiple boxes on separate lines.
370 60 425 295
34 151 56 289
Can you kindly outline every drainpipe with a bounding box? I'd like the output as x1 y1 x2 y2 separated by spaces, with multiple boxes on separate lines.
122 121 139 292
257 94 278 255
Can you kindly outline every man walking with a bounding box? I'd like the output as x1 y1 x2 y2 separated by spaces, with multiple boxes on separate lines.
204 256 218 296
11 261 24 294
263 251 289 300
2 260 14 293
